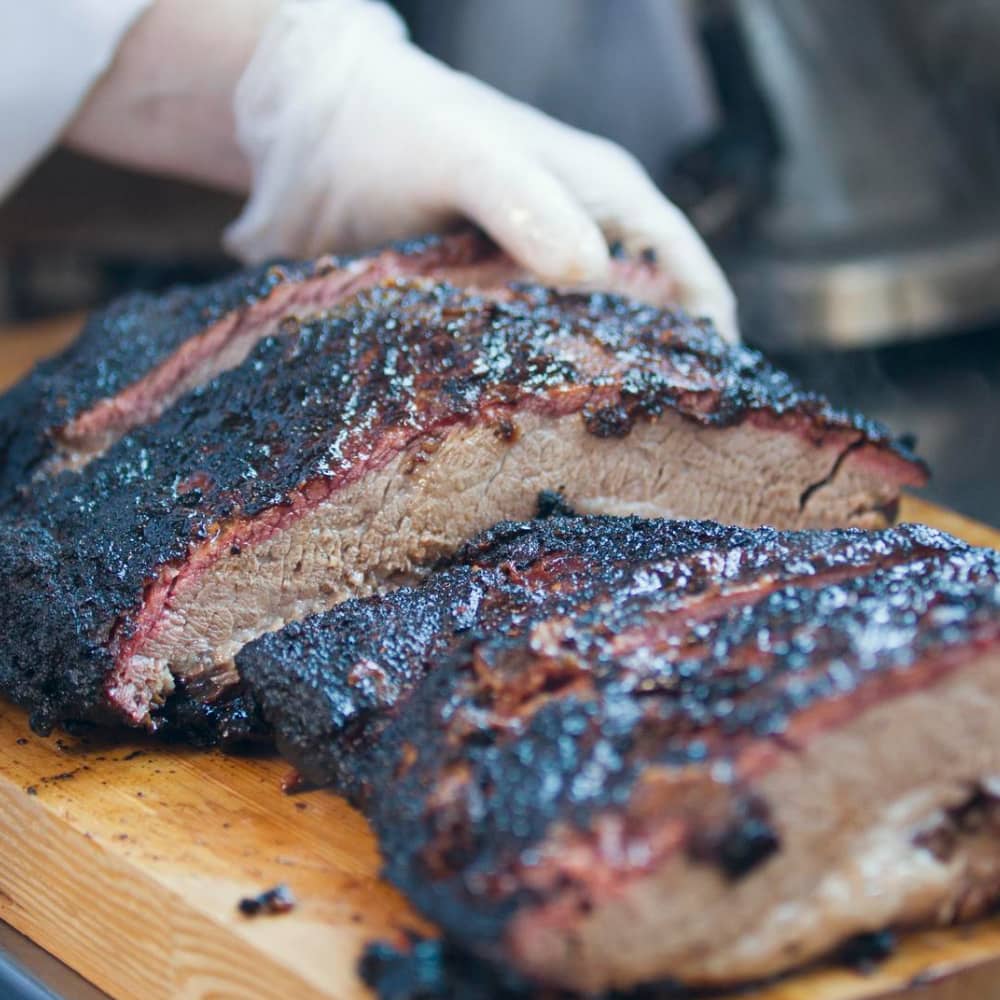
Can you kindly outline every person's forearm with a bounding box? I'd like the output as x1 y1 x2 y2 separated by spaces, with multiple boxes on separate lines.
62 0 278 193
61 0 735 334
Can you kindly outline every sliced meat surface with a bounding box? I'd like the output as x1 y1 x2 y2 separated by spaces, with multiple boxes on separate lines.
238 512 951 791
0 230 669 501
240 515 1000 992
0 278 922 739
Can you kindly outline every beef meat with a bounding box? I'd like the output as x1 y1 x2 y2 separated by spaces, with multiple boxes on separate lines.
0 268 922 738
237 511 946 791
240 515 1000 992
0 231 668 502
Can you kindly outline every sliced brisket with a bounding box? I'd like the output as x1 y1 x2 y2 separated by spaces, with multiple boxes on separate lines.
239 515 1000 992
0 267 922 738
237 513 948 791
0 231 668 502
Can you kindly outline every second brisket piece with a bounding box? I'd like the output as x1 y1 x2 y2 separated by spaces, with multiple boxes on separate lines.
239 514 1000 993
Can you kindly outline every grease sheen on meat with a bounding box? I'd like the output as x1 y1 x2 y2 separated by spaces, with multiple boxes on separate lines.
240 514 1000 993
0 231 666 500
0 238 922 738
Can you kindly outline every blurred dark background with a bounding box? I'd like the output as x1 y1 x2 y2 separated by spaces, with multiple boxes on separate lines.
1 0 998 524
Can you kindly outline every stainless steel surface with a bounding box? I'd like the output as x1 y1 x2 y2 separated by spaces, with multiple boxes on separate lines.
0 922 108 1000
732 218 1000 350
711 0 1000 347
734 0 978 242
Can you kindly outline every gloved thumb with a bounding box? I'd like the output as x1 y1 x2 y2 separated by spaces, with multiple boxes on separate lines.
456 154 610 286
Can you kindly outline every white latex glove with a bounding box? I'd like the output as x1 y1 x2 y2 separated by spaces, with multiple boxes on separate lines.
0 0 152 200
224 0 738 340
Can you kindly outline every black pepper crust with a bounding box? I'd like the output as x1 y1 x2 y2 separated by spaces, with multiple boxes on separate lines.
359 934 690 999
239 515 961 790
158 686 267 747
0 523 113 731
241 515 1000 961
359 935 557 999
0 258 307 506
0 270 920 736
0 232 487 507
364 527 1000 954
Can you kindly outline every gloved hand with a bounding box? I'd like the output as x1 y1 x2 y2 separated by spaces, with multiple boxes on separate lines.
224 0 738 340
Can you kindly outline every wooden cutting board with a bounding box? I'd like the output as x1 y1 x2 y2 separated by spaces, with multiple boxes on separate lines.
3 319 1000 1000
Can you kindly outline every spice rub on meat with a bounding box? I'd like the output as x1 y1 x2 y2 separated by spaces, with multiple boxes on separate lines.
241 515 1000 992
0 255 922 739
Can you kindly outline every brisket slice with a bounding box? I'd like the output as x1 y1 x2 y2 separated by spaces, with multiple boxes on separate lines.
239 515 1000 992
0 280 922 739
0 230 668 503
236 512 950 791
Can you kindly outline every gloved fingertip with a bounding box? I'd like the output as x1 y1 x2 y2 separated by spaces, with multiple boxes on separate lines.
690 290 741 344
712 308 741 345
463 158 613 287
221 220 254 264
522 222 611 287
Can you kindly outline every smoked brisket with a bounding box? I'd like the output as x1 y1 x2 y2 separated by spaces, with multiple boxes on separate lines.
0 231 667 502
0 244 923 738
239 514 1000 992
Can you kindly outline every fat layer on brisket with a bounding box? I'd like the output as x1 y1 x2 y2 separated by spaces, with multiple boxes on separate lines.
0 231 668 502
239 514 1000 992
0 255 922 738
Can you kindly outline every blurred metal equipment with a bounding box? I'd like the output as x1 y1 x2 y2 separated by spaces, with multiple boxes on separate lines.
397 0 720 181
674 0 1000 349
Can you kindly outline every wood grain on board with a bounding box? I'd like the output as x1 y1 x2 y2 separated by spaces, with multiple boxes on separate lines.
2 317 1000 999
0 312 83 390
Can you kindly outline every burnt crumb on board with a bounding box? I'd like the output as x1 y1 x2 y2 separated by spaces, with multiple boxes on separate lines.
534 490 578 520
41 767 87 783
835 930 896 974
238 884 296 917
23 769 87 794
121 749 146 761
